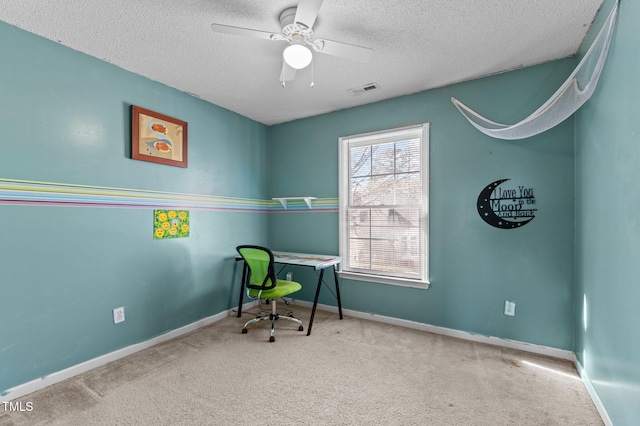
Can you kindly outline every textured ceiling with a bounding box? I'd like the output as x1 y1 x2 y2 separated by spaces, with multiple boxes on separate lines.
0 0 604 125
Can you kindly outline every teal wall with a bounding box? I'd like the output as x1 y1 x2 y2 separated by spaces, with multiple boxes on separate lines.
575 0 640 423
268 59 576 350
0 22 269 392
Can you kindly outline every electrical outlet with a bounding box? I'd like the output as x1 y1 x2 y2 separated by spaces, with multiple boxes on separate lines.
504 301 516 316
113 307 125 324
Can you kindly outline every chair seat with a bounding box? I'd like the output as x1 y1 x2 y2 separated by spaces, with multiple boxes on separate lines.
248 279 302 299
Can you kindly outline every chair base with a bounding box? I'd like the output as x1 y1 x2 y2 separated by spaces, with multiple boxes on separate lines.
242 299 303 342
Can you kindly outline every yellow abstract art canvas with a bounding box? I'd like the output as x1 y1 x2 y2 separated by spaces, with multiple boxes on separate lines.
154 210 189 240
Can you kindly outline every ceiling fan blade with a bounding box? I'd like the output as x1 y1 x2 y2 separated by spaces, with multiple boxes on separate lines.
294 0 324 29
312 39 373 63
211 23 283 41
280 61 297 82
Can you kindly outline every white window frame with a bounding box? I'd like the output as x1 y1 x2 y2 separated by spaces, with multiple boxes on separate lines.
338 123 430 289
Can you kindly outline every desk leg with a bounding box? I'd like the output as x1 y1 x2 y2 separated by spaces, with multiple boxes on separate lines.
333 265 343 320
237 262 247 318
307 268 324 336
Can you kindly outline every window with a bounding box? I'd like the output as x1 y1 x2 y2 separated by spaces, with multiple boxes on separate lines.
339 124 429 288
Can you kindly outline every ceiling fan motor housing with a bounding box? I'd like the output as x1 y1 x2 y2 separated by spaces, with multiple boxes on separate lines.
280 7 314 42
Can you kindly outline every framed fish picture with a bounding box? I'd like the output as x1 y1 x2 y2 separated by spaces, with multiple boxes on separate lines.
131 105 188 168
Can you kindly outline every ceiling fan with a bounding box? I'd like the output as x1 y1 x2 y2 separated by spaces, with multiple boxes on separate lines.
211 0 373 86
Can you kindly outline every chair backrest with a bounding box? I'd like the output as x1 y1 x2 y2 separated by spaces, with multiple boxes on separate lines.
236 245 277 291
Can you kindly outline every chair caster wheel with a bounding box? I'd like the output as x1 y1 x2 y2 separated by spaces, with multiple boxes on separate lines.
269 336 275 342
242 328 248 334
298 325 304 331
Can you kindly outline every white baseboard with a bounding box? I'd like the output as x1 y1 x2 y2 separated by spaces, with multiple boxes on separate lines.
293 299 575 361
1 301 258 402
574 358 612 426
3 299 580 403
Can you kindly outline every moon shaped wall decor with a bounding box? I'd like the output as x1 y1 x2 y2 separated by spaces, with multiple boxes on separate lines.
477 179 537 229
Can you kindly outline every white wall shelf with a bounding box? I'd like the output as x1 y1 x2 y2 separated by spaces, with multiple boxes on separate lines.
272 197 317 209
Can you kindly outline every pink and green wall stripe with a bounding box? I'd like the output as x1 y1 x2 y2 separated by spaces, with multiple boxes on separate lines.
0 178 338 212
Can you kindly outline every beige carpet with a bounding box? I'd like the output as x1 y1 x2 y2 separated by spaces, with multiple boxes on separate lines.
2 305 602 425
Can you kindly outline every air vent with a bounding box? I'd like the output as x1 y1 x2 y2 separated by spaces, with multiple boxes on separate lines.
348 83 381 96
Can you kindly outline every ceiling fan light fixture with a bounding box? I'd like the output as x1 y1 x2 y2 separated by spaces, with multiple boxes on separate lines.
283 44 312 69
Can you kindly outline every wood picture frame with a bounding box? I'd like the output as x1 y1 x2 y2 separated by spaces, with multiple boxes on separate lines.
131 105 188 168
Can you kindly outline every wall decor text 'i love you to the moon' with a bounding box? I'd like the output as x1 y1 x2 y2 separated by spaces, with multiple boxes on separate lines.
477 179 537 229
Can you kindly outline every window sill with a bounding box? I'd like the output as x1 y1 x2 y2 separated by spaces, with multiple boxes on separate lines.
338 271 430 289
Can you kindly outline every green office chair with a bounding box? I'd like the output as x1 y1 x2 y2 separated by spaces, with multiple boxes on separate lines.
236 245 304 342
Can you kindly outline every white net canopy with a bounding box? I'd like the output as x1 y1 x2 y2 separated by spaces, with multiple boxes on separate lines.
451 1 619 140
